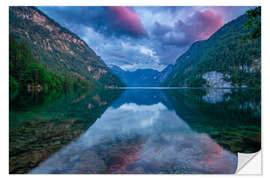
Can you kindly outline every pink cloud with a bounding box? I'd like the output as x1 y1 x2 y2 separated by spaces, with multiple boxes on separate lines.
190 10 224 39
107 7 147 37
156 9 224 47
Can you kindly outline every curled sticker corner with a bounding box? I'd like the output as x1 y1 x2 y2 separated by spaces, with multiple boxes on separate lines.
236 150 261 174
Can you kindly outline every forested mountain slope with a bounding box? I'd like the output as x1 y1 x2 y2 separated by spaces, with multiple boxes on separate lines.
9 35 93 93
9 6 124 88
163 12 261 88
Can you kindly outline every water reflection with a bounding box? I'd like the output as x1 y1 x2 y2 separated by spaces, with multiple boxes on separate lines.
9 89 122 174
10 88 260 174
202 88 231 104
165 88 261 153
30 89 239 174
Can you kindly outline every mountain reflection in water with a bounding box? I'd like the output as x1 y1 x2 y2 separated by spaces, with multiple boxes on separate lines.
10 88 260 174
29 89 258 174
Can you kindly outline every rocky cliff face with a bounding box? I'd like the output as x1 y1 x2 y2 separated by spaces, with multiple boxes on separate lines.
202 71 232 88
9 6 124 87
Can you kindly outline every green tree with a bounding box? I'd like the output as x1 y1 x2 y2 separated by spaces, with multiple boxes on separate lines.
245 7 261 39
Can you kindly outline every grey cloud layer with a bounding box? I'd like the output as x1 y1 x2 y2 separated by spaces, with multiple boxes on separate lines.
38 6 253 71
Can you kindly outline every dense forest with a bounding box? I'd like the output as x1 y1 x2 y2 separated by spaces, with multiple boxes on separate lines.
163 8 261 88
9 35 93 94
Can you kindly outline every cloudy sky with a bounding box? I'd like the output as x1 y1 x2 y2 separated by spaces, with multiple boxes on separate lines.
38 6 253 71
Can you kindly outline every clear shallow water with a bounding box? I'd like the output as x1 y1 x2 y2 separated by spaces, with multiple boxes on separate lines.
9 88 261 174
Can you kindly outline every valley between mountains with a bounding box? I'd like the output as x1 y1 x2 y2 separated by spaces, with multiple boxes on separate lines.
9 6 260 93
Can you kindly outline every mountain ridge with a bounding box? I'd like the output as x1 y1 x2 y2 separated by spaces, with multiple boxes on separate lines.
9 6 124 88
109 64 173 87
163 12 261 88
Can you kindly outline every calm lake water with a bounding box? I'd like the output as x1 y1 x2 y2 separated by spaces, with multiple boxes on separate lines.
9 88 261 174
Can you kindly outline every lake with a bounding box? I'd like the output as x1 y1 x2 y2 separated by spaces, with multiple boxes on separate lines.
9 88 261 174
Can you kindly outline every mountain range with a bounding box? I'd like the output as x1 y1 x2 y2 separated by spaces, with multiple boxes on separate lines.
9 7 260 89
109 64 173 87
